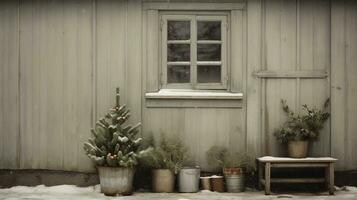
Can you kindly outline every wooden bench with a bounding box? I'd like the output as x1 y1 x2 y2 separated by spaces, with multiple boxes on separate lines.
257 156 337 195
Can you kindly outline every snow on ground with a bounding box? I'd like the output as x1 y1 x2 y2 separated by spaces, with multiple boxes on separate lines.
0 185 357 200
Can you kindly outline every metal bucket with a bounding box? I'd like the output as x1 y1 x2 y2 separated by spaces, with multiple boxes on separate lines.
223 167 245 192
97 166 135 196
178 166 200 193
225 174 245 192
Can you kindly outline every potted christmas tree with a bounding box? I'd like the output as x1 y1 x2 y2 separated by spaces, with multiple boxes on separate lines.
83 88 145 196
274 99 330 158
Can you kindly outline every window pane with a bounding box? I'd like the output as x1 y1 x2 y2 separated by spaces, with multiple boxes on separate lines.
168 21 190 40
168 65 190 83
197 21 221 40
197 44 221 61
197 65 221 83
168 44 190 61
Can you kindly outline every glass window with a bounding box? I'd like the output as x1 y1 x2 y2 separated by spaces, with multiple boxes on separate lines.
162 15 227 89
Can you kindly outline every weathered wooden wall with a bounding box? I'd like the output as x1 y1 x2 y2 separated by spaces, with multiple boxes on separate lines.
331 0 357 170
0 0 357 172
0 0 142 172
247 0 331 160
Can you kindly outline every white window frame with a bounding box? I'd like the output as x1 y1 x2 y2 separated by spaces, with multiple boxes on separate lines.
161 12 229 90
143 2 245 98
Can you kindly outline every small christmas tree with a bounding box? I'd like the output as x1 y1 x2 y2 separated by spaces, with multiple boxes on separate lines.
84 87 143 168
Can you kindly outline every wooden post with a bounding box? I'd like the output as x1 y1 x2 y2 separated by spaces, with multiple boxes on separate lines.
116 87 120 108
265 162 271 195
329 163 335 195
258 160 263 190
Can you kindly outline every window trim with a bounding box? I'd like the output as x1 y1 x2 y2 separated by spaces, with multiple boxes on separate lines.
161 13 229 90
143 2 245 11
143 2 245 97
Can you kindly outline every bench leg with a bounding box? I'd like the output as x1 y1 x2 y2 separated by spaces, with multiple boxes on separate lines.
258 162 263 190
327 163 335 195
265 162 271 195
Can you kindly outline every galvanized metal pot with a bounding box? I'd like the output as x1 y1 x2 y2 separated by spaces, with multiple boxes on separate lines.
178 166 200 193
288 140 308 158
152 169 175 193
97 166 135 196
223 167 245 192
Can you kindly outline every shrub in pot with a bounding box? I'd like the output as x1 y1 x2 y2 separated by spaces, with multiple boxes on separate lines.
83 88 146 196
206 146 250 193
274 99 330 158
139 135 188 193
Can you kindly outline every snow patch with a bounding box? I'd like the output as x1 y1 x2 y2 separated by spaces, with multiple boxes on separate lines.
0 185 356 200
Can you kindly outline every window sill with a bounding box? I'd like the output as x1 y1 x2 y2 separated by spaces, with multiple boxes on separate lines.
145 89 243 108
145 89 243 100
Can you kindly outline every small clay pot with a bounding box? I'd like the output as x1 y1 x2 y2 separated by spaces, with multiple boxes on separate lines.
210 176 225 192
200 177 211 190
152 169 175 193
288 140 308 158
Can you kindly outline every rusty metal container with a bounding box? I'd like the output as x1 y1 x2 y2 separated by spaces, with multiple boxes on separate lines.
223 168 245 192
97 166 135 196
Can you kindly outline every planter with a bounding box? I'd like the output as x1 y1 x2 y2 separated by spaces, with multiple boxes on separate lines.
97 166 135 196
178 166 200 193
210 176 225 192
152 169 175 192
200 177 211 190
223 168 245 192
288 140 308 158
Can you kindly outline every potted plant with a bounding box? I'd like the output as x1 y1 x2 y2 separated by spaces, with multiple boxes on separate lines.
139 135 188 193
274 99 330 158
83 88 146 196
206 146 250 192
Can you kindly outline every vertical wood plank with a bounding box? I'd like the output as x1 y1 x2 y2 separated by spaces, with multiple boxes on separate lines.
146 9 160 92
246 0 262 159
19 0 37 169
96 0 127 119
75 0 95 172
62 0 79 171
331 0 347 170
230 9 243 92
0 0 19 169
127 0 142 124
45 0 64 170
265 0 289 156
38 0 49 169
345 0 357 169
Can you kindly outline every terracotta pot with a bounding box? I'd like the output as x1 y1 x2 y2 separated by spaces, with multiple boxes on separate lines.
97 166 135 196
210 176 225 192
200 177 211 190
152 169 175 193
223 168 245 192
288 140 308 158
